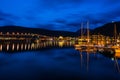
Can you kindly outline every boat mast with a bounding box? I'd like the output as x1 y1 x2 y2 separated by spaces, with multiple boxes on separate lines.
87 21 90 43
114 23 117 45
81 22 83 39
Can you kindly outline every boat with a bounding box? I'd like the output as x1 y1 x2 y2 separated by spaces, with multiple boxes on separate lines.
111 23 120 53
74 21 95 52
99 22 120 55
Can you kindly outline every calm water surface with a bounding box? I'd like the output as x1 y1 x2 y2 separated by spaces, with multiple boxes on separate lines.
0 41 120 80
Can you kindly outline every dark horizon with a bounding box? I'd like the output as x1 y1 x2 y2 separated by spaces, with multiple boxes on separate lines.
0 21 120 33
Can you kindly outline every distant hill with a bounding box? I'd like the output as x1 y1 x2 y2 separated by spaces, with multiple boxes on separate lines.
0 26 77 37
0 22 120 37
76 21 120 37
91 21 120 36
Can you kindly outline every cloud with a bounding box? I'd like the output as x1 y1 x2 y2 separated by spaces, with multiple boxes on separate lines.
0 11 20 25
0 0 120 31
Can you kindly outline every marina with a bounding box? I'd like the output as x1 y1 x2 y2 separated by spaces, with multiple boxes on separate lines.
0 15 120 80
1 0 120 80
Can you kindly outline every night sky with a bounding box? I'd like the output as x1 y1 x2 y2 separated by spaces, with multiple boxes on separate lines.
0 0 120 32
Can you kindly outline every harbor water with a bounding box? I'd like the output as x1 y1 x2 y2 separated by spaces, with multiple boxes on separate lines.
0 41 120 80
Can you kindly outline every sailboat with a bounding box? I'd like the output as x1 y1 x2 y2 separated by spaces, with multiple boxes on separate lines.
74 21 95 52
99 22 120 57
74 22 84 50
111 23 120 57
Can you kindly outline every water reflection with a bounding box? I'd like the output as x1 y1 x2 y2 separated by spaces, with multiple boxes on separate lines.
79 50 91 72
0 41 75 52
86 52 89 71
12 44 15 51
99 52 120 73
21 44 24 50
25 44 27 50
0 44 2 51
114 57 120 73
17 44 19 50
0 41 120 80
77 48 120 73
58 41 64 47
7 44 9 51
80 51 83 69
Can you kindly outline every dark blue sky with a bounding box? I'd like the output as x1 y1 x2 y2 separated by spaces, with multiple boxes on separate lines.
0 0 120 32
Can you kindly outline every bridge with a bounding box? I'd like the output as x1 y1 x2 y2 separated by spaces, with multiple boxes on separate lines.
0 32 50 43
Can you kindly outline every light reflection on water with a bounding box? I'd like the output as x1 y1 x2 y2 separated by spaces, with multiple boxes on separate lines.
0 41 75 52
0 41 120 80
